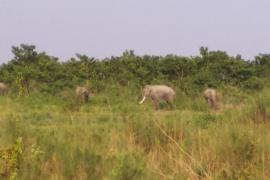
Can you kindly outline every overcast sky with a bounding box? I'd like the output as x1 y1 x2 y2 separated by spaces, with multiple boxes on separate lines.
0 0 269 63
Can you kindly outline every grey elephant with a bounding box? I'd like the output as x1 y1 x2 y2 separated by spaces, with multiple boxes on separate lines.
203 88 218 109
0 82 8 95
75 86 90 103
139 85 176 110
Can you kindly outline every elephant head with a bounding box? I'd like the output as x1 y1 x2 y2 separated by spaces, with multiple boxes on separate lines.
139 85 151 104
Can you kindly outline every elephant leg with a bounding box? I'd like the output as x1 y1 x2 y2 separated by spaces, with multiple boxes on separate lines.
209 98 217 109
165 95 173 110
152 99 159 110
212 98 218 109
207 99 212 107
166 100 173 110
84 94 89 103
80 95 84 104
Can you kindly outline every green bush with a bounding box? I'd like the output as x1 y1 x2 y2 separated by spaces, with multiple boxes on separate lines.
242 77 264 90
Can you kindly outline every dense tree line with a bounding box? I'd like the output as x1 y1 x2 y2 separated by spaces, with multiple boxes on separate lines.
0 44 269 94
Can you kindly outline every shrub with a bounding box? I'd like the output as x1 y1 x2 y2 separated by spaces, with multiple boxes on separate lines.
242 77 264 90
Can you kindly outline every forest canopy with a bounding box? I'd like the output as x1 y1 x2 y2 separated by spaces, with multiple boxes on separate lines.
0 44 269 94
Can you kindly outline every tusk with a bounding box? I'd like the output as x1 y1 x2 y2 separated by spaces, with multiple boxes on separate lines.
139 96 146 104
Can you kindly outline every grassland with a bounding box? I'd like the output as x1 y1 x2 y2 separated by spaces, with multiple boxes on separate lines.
1 86 270 179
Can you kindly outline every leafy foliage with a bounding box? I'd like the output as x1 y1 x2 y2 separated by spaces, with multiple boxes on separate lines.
0 44 269 96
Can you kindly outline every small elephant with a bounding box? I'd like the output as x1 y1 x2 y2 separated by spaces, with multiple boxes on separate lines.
203 88 218 109
0 82 8 95
75 86 90 103
139 85 176 110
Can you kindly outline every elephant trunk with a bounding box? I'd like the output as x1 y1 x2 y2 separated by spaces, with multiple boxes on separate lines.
139 96 146 104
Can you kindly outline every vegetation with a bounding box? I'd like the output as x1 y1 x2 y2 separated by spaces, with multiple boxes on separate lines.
0 44 270 179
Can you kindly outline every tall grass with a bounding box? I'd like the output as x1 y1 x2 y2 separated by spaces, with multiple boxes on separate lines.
1 87 270 179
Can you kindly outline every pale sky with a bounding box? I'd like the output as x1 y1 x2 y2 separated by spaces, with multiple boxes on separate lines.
0 0 270 63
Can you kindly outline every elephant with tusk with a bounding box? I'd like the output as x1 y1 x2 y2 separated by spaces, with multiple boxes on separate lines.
139 85 176 110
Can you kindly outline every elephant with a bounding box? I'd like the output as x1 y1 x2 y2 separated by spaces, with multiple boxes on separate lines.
75 86 90 103
139 85 176 110
203 88 218 109
0 82 8 95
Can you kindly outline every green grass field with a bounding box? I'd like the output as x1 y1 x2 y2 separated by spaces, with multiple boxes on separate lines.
1 87 270 179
